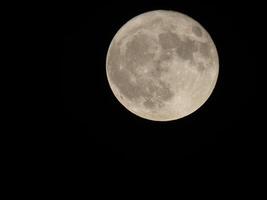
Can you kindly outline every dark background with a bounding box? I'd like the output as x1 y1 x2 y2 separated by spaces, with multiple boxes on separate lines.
59 1 261 161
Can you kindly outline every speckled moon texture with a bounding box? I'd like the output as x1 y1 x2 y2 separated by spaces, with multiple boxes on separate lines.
106 10 219 121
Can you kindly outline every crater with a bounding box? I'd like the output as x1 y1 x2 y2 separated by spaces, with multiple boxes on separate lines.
196 62 206 73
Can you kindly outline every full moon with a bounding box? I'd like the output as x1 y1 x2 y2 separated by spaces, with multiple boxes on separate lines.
106 10 219 121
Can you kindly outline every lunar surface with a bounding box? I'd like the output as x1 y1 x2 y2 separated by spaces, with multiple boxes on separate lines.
106 10 219 121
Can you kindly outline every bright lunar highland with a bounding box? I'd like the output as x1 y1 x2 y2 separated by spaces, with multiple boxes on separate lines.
106 10 219 121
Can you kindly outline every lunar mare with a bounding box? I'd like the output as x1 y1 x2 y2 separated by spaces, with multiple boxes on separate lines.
106 10 219 121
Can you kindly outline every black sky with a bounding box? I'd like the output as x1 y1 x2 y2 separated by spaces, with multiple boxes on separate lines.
59 1 261 161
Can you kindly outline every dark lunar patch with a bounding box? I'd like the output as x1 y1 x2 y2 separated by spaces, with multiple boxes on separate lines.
150 63 163 78
157 81 173 101
151 56 170 78
192 26 202 37
199 42 211 57
159 51 172 61
176 38 197 60
159 32 180 49
159 32 197 60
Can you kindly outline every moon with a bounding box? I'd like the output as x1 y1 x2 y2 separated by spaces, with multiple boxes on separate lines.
106 10 219 121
